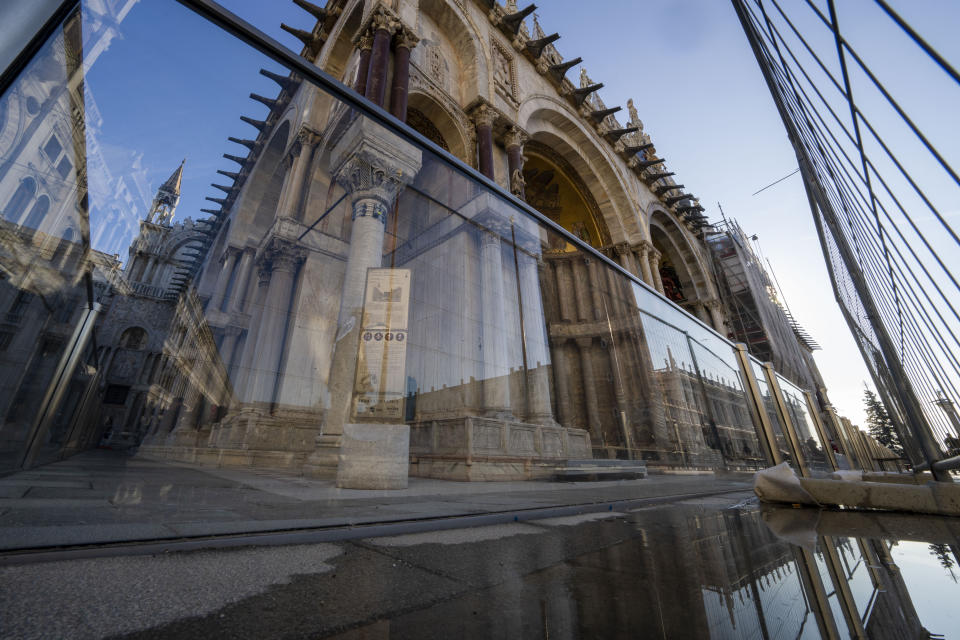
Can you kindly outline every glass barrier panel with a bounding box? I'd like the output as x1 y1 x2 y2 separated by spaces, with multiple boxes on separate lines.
686 337 764 469
0 0 824 551
635 305 724 469
777 374 832 474
0 5 93 473
749 357 795 468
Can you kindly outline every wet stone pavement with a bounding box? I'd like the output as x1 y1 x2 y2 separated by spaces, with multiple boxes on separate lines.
3 490 960 639
0 450 755 550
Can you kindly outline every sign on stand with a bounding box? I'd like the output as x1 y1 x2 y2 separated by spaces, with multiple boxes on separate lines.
353 268 411 421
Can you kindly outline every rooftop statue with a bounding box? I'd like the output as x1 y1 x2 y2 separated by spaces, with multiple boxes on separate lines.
627 98 643 131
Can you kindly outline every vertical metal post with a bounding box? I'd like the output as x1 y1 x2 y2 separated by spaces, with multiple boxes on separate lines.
805 391 839 471
843 418 877 472
819 536 868 639
18 302 101 469
793 546 842 640
824 405 858 469
734 343 781 466
763 363 808 476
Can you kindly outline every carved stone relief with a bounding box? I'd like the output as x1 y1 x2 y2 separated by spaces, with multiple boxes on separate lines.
490 37 517 105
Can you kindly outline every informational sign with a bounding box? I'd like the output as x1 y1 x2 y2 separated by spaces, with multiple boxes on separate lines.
353 268 411 421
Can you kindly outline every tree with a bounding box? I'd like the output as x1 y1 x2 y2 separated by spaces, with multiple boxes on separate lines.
928 543 958 583
863 389 905 458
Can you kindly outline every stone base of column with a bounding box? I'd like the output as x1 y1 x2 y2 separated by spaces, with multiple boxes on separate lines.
408 416 591 480
302 434 342 478
335 423 410 489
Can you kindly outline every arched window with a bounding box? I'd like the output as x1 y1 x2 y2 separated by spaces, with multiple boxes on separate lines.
51 227 75 265
4 178 36 224
119 327 148 350
23 195 50 230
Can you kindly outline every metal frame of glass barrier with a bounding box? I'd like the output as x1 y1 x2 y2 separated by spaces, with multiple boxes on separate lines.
818 534 868 639
761 362 810 475
17 303 101 469
804 391 840 472
824 405 859 470
732 343 782 467
842 417 879 472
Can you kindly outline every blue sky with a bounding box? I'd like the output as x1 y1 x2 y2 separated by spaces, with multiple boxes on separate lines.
81 0 960 427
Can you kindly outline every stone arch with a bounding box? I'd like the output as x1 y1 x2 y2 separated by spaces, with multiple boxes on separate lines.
317 0 366 85
522 140 609 250
649 208 713 306
230 120 291 244
119 327 148 350
415 0 487 103
519 96 637 245
406 91 470 162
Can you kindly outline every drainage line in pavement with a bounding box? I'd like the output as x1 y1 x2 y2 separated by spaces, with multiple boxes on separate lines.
0 487 753 566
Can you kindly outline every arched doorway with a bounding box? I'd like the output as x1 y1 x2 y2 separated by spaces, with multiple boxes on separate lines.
522 142 610 250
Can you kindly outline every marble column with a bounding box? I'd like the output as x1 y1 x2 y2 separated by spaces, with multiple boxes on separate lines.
276 127 320 222
208 248 239 312
615 243 638 277
554 258 576 323
233 266 271 405
585 258 604 321
576 337 601 436
228 248 255 314
246 239 306 406
218 325 243 378
364 10 395 108
389 27 418 122
705 298 725 334
550 339 572 426
354 32 373 94
636 241 654 287
649 248 665 295
474 105 496 179
480 228 511 416
305 116 421 483
606 339 634 455
505 126 527 199
517 253 554 425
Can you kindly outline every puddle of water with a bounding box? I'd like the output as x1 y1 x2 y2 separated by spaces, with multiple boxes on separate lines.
344 502 960 639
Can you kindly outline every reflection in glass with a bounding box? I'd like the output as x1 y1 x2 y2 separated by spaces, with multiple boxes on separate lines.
778 374 831 474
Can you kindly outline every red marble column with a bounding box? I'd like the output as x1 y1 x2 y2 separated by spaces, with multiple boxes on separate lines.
474 105 496 179
389 29 418 122
365 13 394 108
505 126 527 199
354 33 373 94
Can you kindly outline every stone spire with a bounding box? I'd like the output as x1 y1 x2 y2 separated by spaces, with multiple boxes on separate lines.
146 159 184 226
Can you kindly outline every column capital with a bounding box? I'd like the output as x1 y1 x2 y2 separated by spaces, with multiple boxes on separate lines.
504 125 528 150
356 31 374 51
218 246 240 266
703 297 722 310
223 325 244 338
368 5 400 34
471 103 497 129
574 337 594 349
330 117 423 215
613 242 633 257
296 126 322 150
394 25 420 50
258 236 307 275
649 247 662 263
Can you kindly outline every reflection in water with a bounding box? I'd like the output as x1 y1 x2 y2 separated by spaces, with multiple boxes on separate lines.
330 503 957 639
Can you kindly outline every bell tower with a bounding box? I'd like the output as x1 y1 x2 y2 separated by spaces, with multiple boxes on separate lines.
145 159 184 225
